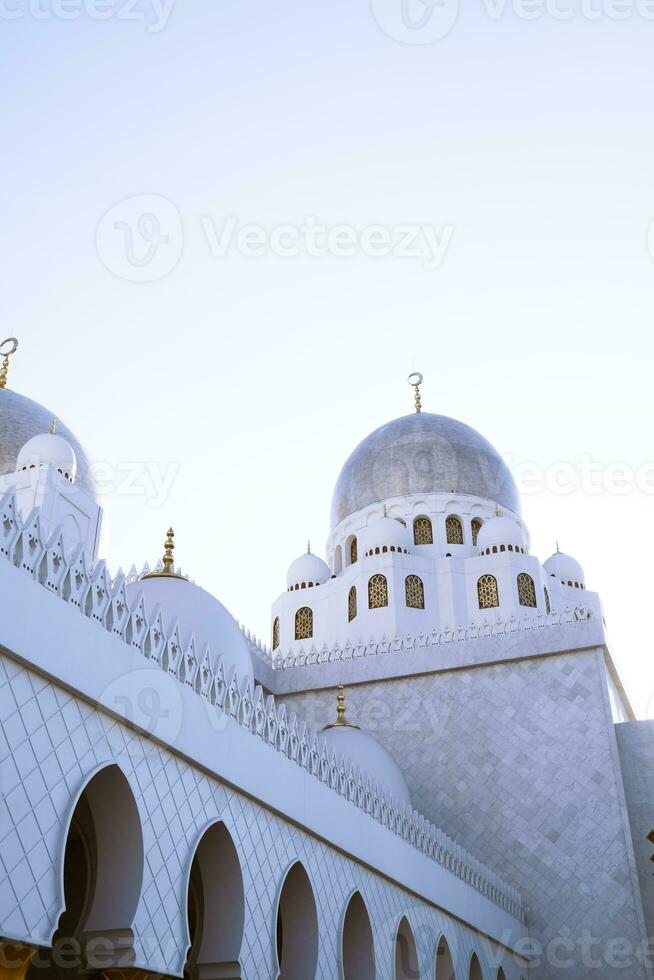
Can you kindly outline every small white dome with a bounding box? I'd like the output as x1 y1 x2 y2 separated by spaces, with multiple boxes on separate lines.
126 575 254 681
16 431 78 483
477 515 526 554
322 688 412 805
360 516 411 557
544 551 585 589
287 552 331 590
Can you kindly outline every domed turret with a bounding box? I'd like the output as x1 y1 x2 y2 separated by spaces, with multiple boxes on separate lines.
477 514 527 555
331 408 520 528
321 687 411 806
360 513 411 557
0 339 97 501
287 545 331 591
544 550 585 589
17 424 78 483
126 529 254 681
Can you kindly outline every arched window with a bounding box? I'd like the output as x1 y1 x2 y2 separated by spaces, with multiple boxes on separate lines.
368 574 388 609
413 516 433 545
445 515 464 545
469 953 483 980
405 575 425 609
435 936 455 979
478 574 499 609
295 607 313 641
348 586 357 622
184 822 244 979
276 862 318 980
544 586 551 614
395 916 419 980
517 572 537 607
497 969 507 980
342 891 375 980
471 518 483 546
350 536 358 565
272 617 280 651
333 545 343 575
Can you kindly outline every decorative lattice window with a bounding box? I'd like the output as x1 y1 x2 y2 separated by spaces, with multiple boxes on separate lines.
471 518 482 546
405 575 425 609
544 586 551 614
350 537 358 565
477 574 499 609
517 572 537 607
348 586 357 622
272 617 280 651
368 574 388 609
445 516 464 545
294 606 313 640
413 516 433 545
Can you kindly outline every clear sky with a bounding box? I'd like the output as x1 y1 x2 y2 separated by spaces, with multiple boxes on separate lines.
2 0 654 715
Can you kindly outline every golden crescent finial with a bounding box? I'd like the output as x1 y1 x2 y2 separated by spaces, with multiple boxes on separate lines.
408 371 423 413
0 338 19 390
162 527 175 574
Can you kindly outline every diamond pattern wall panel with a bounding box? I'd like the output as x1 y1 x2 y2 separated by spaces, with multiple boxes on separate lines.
0 653 525 979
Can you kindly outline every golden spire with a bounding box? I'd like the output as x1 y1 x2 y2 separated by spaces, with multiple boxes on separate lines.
143 527 185 580
495 503 503 517
307 539 311 555
0 338 18 390
50 417 57 435
323 684 360 731
408 371 423 413
162 527 175 574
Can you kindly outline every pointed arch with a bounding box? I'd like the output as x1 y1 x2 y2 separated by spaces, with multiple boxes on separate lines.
183 821 244 979
272 617 280 651
348 585 357 622
395 916 419 979
333 544 343 575
445 515 464 545
544 585 551 614
497 969 507 980
469 952 483 980
275 861 318 980
477 573 499 609
32 764 144 974
471 517 483 546
347 535 358 566
413 515 433 545
342 890 375 980
435 935 455 979
368 573 388 609
295 606 313 640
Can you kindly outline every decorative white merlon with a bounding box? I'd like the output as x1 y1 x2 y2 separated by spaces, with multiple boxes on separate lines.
241 606 592 671
0 490 524 922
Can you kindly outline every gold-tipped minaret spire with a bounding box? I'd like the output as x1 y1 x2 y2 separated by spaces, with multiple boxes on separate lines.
408 371 423 413
0 338 18 390
323 685 360 731
143 527 185 580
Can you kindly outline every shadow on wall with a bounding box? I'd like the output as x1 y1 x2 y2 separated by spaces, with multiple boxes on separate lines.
395 915 419 980
342 891 375 980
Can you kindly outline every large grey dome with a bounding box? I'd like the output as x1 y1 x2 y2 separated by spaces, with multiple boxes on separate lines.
0 387 98 501
330 412 520 527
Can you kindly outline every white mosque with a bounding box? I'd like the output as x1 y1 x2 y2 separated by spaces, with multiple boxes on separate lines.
0 339 652 980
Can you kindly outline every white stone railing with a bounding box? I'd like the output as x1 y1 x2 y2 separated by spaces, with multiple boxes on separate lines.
242 607 592 671
0 491 524 923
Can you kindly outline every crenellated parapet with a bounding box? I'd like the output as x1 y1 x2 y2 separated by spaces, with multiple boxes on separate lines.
0 489 524 923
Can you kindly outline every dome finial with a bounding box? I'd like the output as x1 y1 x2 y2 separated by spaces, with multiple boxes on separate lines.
408 371 423 413
162 527 175 574
50 416 57 435
556 540 560 554
323 684 360 731
0 338 18 390
307 539 311 555
495 502 503 517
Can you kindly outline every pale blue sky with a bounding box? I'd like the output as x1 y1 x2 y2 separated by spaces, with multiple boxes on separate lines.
2 0 654 713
